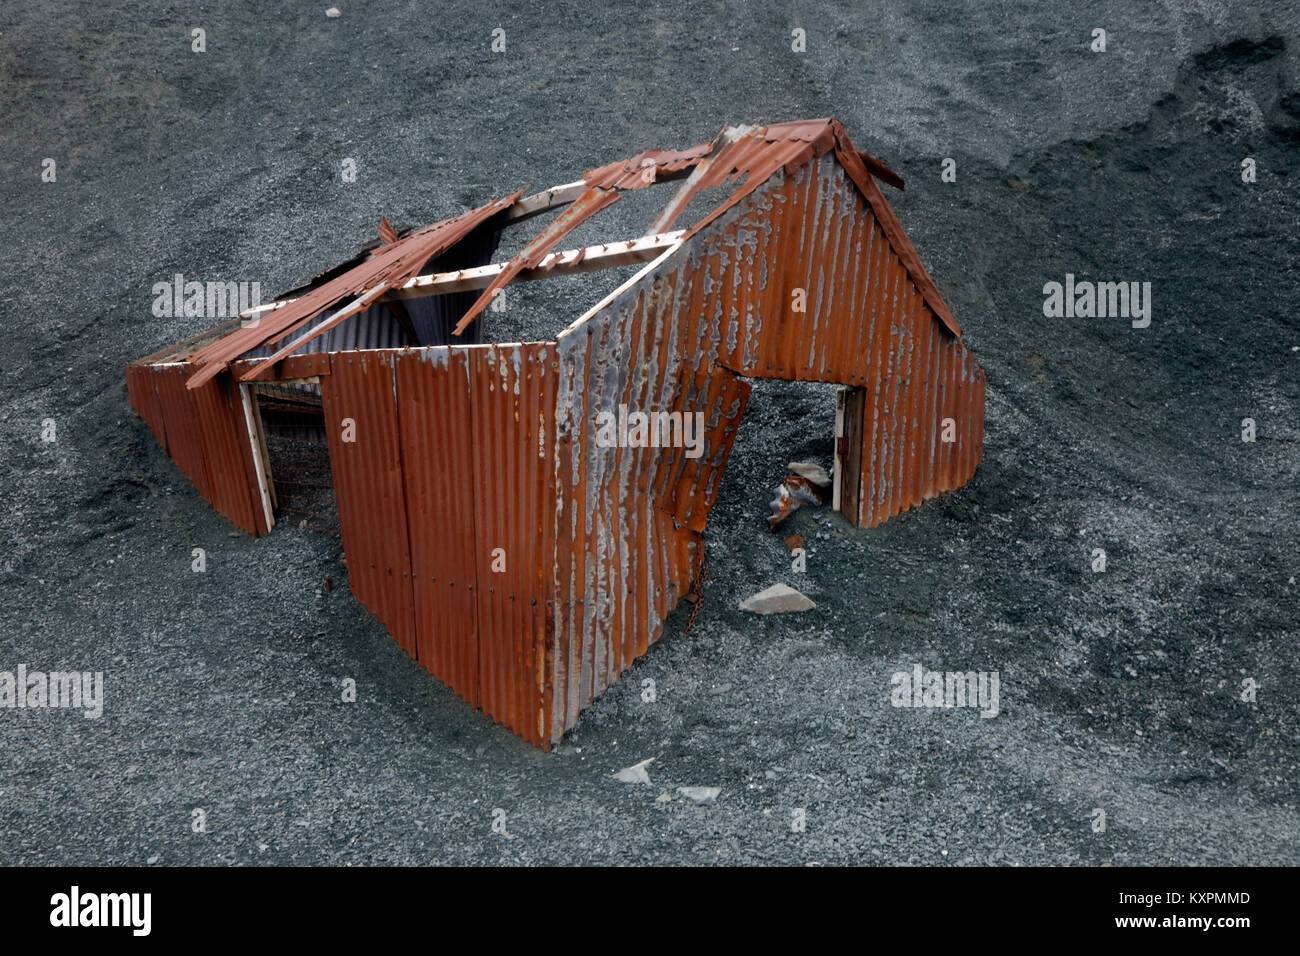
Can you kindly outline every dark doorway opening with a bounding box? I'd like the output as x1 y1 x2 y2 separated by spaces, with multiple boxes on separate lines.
249 382 338 536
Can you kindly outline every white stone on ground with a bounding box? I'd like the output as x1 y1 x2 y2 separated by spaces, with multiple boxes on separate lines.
739 583 816 614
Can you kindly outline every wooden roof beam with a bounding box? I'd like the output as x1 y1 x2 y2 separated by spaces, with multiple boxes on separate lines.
241 230 685 321
386 230 684 300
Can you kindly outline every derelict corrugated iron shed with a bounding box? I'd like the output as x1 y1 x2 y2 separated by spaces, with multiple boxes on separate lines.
126 118 985 749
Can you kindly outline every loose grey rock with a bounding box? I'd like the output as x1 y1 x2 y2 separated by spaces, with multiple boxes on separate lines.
788 461 831 486
677 786 722 805
740 583 816 614
612 758 654 785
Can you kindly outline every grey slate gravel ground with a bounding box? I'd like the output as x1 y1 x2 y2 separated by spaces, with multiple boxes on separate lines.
1 0 1297 865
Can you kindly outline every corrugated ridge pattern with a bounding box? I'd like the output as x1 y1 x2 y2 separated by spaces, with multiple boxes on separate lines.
465 345 557 747
548 151 983 743
151 364 214 505
395 347 480 707
126 363 169 452
671 152 984 525
551 272 753 743
126 362 266 535
330 344 558 747
190 373 262 534
321 352 418 658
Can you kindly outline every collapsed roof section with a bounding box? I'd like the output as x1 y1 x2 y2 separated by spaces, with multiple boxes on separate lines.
174 119 956 391
127 119 986 748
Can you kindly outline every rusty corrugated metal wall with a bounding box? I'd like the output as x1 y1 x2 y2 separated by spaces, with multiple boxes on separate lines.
152 364 214 505
394 348 480 707
126 363 167 451
191 372 263 535
461 345 557 744
320 344 558 747
320 351 419 659
546 151 983 745
551 319 751 740
125 361 268 535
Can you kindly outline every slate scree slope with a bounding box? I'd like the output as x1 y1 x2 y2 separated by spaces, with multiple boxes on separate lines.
125 119 986 749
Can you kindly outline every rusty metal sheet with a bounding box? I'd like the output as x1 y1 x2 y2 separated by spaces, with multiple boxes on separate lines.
129 319 243 368
582 138 715 190
190 372 263 535
830 120 961 337
549 275 753 739
278 352 333 379
551 338 589 735
394 347 480 706
390 344 559 747
465 344 557 746
151 364 213 506
320 351 418 659
126 363 167 452
675 150 983 524
185 192 524 390
126 362 267 534
668 370 751 533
